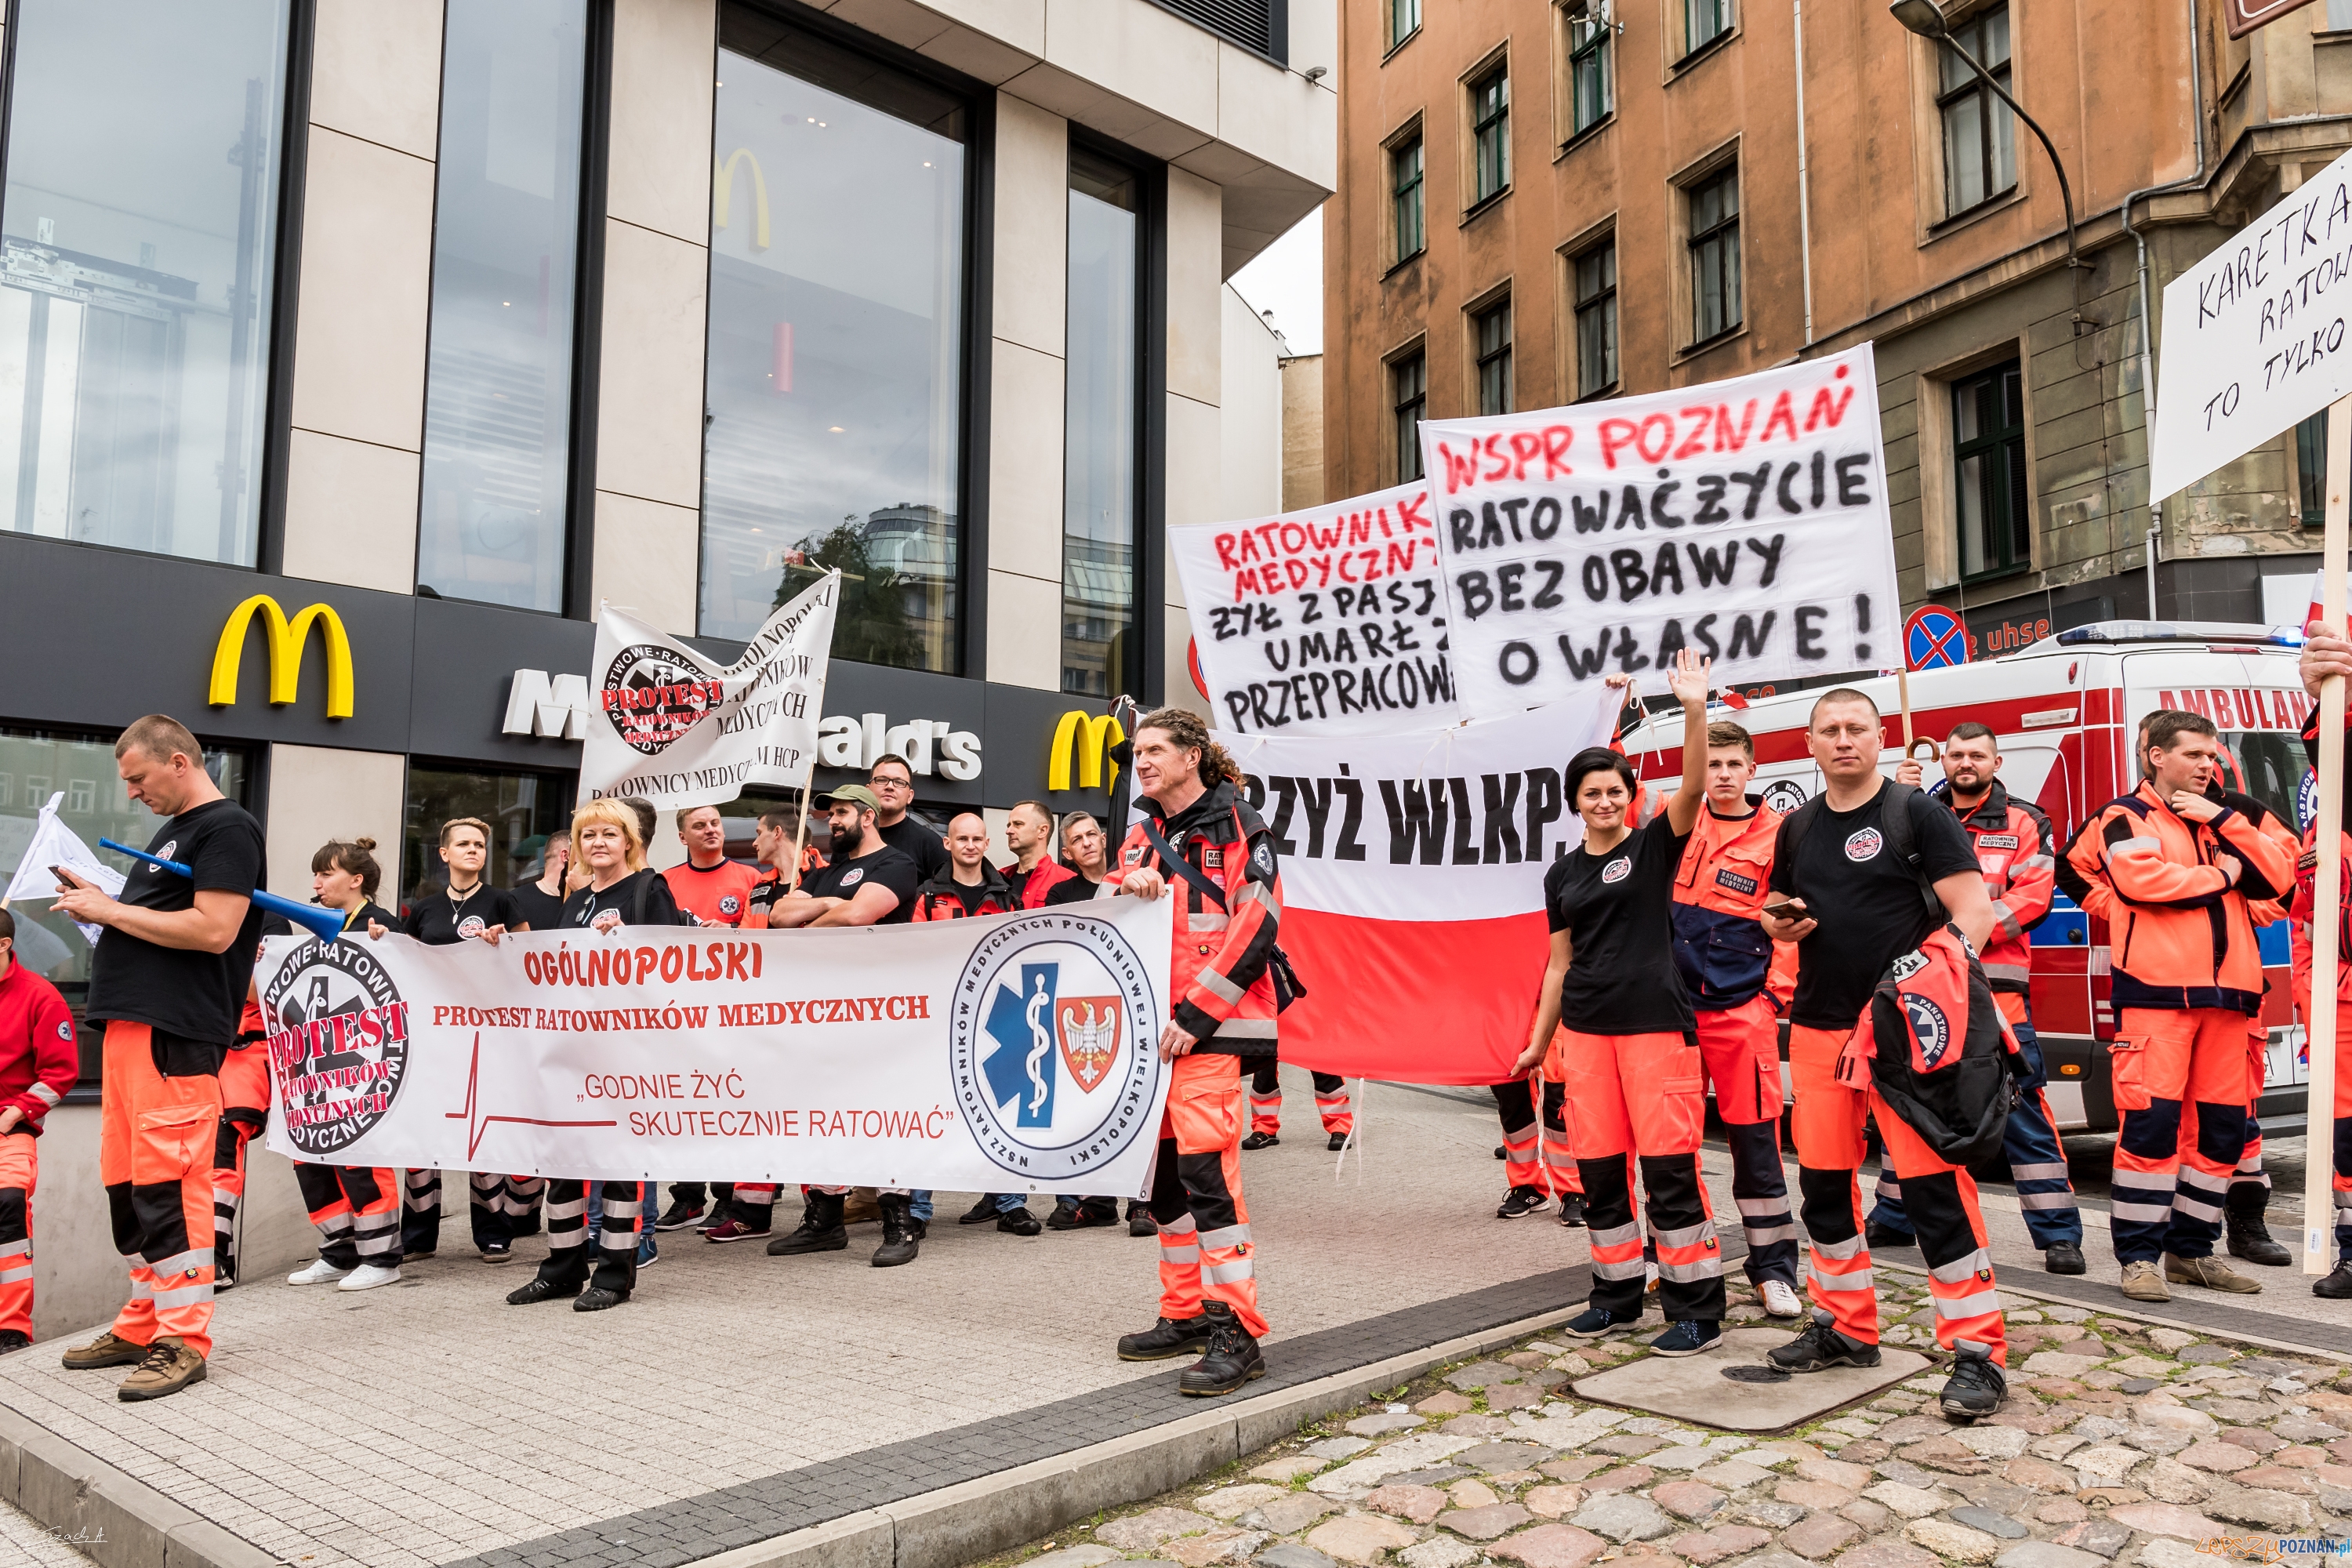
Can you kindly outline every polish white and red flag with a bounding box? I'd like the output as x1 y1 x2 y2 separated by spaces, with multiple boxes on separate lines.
1216 689 1617 1084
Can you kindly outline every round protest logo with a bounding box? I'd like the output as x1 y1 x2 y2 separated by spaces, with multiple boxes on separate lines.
2302 767 2321 833
1844 827 1884 862
457 914 487 941
1761 780 1808 815
263 938 411 1157
1600 857 1632 884
949 913 1164 1182
601 644 723 756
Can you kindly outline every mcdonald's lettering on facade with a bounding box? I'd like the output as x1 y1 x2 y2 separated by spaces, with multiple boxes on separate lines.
209 594 355 719
1047 711 1123 793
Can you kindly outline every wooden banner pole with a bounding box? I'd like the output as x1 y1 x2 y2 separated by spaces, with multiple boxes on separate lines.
2307 392 2352 1275
786 779 815 895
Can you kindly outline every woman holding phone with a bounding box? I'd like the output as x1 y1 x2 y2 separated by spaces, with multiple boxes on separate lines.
1515 648 1721 1355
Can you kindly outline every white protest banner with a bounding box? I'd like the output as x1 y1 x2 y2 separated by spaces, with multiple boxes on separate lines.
1217 685 1617 1085
1169 481 1455 736
2150 145 2352 502
580 572 838 810
254 897 1174 1192
1420 344 1899 718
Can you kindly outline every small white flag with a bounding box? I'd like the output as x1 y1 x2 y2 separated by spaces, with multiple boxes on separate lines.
3 793 125 946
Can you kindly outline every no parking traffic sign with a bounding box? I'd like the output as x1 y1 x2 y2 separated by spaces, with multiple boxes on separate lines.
1904 605 1969 672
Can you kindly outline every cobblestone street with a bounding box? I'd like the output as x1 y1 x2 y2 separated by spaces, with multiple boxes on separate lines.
0 1069 2347 1566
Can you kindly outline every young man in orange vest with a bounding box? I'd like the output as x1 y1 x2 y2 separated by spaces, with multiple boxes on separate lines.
1671 719 1802 1319
2065 710 2295 1302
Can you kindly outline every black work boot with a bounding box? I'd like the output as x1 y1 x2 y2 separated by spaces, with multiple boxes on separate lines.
1767 1309 1882 1373
1864 1220 1915 1250
2227 1186 2292 1266
768 1189 848 1256
1178 1301 1265 1396
871 1192 920 1267
2318 1259 2352 1298
1117 1314 1214 1360
1940 1347 2006 1421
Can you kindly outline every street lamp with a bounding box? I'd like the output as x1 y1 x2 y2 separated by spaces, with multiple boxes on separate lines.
1890 0 2085 270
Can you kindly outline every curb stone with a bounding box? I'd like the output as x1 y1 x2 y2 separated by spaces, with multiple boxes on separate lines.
0 1306 1577 1568
0 1400 280 1568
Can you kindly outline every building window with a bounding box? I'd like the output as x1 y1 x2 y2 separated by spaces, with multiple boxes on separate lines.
1391 0 1422 49
2332 0 2352 26
401 761 574 912
1570 15 1612 136
0 0 294 567
1062 150 1143 701
1938 4 2015 217
1392 137 1425 263
1393 352 1427 483
1954 361 2030 580
0 726 251 1087
1474 299 1513 416
1574 244 1618 397
1688 165 1741 343
1471 65 1510 204
2299 410 2329 527
416 0 590 615
1686 0 1733 54
701 10 967 671
1156 0 1283 61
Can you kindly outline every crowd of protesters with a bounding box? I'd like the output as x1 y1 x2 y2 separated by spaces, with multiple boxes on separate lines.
9 632 2352 1411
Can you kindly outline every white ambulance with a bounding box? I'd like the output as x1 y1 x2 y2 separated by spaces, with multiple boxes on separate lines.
1625 622 2314 1133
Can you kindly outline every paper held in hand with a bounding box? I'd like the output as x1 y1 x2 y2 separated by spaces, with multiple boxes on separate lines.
2149 143 2352 503
1417 343 1900 718
579 572 838 811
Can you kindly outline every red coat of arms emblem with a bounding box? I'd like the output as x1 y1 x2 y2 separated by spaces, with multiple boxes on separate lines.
1056 996 1122 1092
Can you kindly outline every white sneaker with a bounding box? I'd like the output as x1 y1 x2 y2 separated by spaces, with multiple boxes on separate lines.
287 1259 351 1286
1645 1261 1661 1294
336 1263 402 1292
1761 1279 1804 1318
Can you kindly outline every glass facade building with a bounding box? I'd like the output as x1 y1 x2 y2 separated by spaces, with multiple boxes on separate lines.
1061 151 1141 699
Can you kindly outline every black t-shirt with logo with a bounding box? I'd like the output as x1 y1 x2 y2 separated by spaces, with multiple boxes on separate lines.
805 846 920 924
403 882 524 946
1543 813 1694 1036
507 881 566 932
88 797 268 1054
1769 782 1981 1030
561 869 688 929
875 815 949 883
1044 872 1105 907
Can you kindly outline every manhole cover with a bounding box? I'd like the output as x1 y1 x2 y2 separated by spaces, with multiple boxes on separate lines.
1722 1365 1791 1383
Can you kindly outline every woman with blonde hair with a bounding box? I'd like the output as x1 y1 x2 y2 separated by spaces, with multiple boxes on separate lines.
506 798 686 1312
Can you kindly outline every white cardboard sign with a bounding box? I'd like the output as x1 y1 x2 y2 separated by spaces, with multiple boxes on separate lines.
2151 144 2352 502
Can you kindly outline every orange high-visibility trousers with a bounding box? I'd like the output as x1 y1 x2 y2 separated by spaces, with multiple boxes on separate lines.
211 1040 270 1280
1789 1022 2006 1365
0 1133 36 1341
2110 1007 2252 1264
100 1023 221 1359
1694 995 1798 1290
293 1163 402 1269
1149 1054 1266 1339
1557 1027 1723 1320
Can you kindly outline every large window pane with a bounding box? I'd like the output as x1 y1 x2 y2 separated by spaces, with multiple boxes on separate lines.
702 13 966 670
0 727 249 1086
401 762 574 913
1062 152 1141 699
0 0 292 565
416 0 588 613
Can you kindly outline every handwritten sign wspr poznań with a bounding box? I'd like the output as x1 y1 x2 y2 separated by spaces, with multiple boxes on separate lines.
1167 481 1456 736
2149 144 2352 502
1418 344 1900 717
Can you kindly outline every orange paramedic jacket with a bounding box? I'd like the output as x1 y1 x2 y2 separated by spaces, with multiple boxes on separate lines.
1106 780 1283 1057
1670 797 1793 1012
2065 780 2296 1014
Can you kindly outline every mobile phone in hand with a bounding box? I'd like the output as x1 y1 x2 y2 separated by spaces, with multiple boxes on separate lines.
1761 898 1806 921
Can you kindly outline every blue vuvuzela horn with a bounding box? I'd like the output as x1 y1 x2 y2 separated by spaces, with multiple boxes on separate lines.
97 838 349 946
